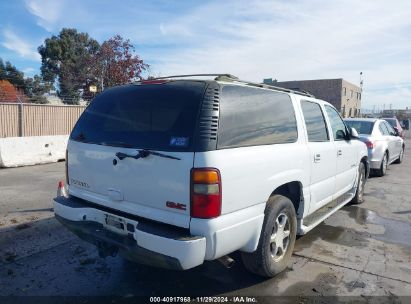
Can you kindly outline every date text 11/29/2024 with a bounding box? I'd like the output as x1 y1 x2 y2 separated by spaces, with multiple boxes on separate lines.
149 296 257 303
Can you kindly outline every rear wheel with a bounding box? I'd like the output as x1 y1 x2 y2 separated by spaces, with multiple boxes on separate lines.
376 152 388 177
241 195 296 277
350 162 366 204
394 147 404 164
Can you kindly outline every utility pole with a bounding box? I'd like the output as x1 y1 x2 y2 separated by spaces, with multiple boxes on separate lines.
359 72 363 117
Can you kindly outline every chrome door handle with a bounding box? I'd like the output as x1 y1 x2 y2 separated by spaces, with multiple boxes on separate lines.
314 154 321 163
337 149 342 156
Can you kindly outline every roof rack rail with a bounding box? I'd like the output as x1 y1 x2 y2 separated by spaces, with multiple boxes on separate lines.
218 78 315 98
135 73 314 98
134 74 239 82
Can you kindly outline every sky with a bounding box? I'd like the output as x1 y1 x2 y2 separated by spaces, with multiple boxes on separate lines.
1 0 411 110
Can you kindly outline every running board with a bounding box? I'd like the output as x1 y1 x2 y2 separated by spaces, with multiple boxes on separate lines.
297 192 355 235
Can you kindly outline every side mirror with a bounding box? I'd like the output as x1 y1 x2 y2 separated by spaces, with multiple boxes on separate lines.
393 127 400 136
336 129 346 140
350 127 359 139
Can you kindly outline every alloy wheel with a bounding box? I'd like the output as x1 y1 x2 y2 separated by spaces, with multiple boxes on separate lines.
270 213 291 262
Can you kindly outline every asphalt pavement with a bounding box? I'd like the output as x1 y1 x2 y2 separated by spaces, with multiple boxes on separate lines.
1 133 410 302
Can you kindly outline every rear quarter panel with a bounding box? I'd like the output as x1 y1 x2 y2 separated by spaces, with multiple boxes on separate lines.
194 143 310 215
194 93 311 216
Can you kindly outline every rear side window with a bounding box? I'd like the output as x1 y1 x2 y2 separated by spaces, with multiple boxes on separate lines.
70 81 206 151
217 85 297 149
300 100 329 142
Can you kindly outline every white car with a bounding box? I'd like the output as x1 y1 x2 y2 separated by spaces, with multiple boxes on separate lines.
54 74 369 277
345 118 404 176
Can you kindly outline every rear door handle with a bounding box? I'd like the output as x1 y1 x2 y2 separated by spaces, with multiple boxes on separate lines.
314 154 321 163
337 149 342 156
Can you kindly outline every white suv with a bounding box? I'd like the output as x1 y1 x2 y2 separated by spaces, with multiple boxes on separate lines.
54 74 369 277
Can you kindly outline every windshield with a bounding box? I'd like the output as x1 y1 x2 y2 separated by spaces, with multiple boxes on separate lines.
345 120 374 135
70 81 206 151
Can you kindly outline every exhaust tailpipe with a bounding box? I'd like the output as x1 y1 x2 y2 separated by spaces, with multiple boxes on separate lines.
218 255 235 268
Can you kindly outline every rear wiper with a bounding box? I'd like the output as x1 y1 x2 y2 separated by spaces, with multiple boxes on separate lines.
116 149 181 161
101 141 134 148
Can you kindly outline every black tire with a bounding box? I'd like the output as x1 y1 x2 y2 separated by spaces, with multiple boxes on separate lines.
241 195 297 277
394 146 404 164
350 162 366 204
375 152 388 177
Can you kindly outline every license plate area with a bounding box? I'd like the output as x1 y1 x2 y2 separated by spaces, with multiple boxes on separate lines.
104 214 126 234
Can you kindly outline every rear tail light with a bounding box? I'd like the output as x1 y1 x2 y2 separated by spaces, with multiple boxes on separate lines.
57 181 68 197
190 168 221 219
365 140 374 149
65 149 69 185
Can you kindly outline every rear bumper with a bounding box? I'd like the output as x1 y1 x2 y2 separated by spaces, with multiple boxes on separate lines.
54 196 206 270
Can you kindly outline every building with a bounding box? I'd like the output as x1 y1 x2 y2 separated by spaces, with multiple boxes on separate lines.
263 78 362 118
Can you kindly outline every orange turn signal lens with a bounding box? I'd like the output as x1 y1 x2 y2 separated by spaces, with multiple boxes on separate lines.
192 169 219 184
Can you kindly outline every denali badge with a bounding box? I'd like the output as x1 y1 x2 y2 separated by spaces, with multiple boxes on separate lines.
166 201 187 211
70 178 90 188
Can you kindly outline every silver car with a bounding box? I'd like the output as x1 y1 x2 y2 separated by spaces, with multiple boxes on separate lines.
345 118 405 176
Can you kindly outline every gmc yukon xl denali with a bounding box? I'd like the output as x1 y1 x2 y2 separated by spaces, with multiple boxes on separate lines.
54 74 369 277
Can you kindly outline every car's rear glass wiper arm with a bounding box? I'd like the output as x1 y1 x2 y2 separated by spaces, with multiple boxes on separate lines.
116 149 181 161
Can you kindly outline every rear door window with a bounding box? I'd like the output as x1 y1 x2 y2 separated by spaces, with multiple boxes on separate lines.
217 85 297 148
70 81 206 151
301 100 329 142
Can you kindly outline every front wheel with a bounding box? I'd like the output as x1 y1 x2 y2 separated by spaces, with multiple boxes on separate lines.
241 195 297 277
350 162 366 204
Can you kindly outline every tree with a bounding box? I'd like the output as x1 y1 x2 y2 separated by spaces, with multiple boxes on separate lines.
24 75 51 104
0 80 27 103
38 28 100 104
89 35 149 92
0 58 26 93
0 58 51 104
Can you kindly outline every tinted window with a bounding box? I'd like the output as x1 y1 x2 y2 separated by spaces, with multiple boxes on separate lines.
217 86 297 148
384 118 396 127
70 81 206 151
325 105 348 140
301 100 329 142
345 120 374 135
384 122 396 135
379 122 390 135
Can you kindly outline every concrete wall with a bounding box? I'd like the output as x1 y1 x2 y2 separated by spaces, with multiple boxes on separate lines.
0 135 68 168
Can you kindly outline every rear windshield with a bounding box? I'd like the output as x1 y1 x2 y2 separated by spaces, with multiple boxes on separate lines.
70 81 206 151
345 120 374 135
383 118 396 127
